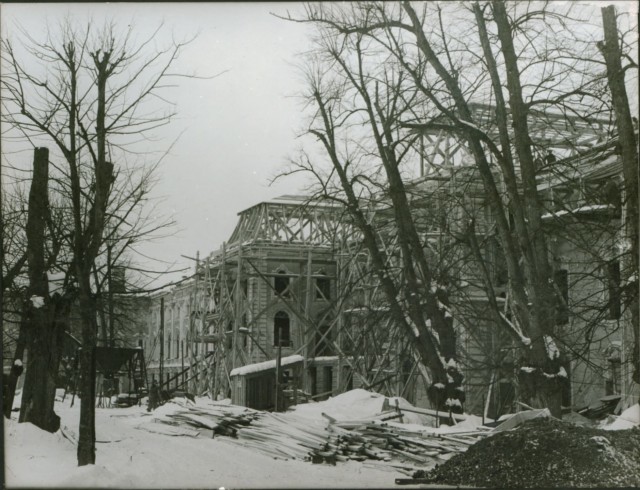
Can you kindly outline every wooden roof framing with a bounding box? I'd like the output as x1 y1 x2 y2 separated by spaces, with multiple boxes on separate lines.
417 102 612 174
226 195 352 248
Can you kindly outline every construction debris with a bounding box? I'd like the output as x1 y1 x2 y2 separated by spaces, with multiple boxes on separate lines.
413 417 640 488
309 418 489 471
578 394 622 419
136 392 491 471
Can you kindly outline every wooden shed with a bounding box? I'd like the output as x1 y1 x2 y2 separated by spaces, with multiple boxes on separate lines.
229 355 304 410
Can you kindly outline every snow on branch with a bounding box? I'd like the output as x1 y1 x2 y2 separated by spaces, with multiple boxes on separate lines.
499 312 531 347
544 335 560 360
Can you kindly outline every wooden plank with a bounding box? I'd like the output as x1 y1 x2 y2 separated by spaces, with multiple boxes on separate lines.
396 405 473 422
174 413 220 429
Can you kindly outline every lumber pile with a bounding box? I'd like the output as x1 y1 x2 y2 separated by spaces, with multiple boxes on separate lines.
139 398 492 469
308 419 490 468
139 401 262 438
232 412 329 459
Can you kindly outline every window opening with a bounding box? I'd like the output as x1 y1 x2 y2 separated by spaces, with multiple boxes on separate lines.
274 311 291 347
274 270 290 297
316 272 331 300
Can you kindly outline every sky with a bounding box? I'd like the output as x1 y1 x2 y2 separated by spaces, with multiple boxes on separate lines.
1 1 637 289
1 2 316 285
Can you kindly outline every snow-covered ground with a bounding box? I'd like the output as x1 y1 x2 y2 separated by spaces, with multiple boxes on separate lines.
8 387 635 489
3 390 429 489
602 403 640 431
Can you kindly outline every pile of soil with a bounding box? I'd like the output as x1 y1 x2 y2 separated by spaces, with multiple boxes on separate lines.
414 418 640 488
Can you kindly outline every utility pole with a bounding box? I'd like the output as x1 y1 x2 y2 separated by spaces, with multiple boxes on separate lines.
107 242 114 347
159 297 164 388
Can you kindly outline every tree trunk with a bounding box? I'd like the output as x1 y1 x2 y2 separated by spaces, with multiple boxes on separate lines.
3 314 26 418
19 300 67 432
312 92 451 410
600 5 640 385
490 1 563 418
77 51 113 467
76 287 97 465
18 147 66 432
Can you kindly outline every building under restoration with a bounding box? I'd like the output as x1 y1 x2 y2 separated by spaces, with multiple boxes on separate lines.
142 111 636 418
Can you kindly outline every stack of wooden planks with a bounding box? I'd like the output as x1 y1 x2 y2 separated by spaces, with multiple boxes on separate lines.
140 399 492 468
141 401 262 438
232 412 329 459
308 419 491 467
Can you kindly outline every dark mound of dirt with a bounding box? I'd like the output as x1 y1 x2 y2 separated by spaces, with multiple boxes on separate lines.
414 418 640 488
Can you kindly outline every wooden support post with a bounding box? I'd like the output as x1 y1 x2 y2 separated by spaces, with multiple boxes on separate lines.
218 244 227 397
232 245 243 371
275 325 282 412
159 297 164 387
303 250 313 394
181 341 185 387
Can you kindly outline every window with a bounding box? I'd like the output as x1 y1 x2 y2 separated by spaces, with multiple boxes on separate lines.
314 318 334 356
274 270 290 297
607 260 621 320
274 311 291 347
316 273 331 300
341 315 354 355
605 344 621 395
554 269 569 325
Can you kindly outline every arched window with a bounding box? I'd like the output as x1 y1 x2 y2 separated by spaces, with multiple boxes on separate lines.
274 311 291 347
274 269 290 297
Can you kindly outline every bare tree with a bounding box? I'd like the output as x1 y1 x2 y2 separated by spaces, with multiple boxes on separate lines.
599 4 639 386
284 1 633 417
279 8 464 411
2 18 197 464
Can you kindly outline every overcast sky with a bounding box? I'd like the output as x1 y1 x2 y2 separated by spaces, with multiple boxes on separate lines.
1 2 316 285
1 2 637 289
